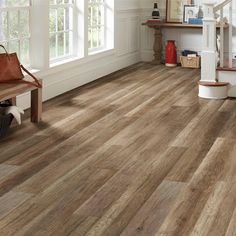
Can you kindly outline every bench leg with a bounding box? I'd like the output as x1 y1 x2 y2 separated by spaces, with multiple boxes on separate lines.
9 97 17 106
31 87 42 123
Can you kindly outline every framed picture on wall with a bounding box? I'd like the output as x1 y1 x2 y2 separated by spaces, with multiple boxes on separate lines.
166 0 192 23
183 5 199 23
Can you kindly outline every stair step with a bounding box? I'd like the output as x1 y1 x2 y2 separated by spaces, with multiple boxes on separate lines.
198 81 228 87
217 67 236 72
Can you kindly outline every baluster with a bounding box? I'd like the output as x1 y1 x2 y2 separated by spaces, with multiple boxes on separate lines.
220 8 224 68
228 1 233 68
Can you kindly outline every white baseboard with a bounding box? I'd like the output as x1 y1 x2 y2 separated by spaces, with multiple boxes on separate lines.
140 50 154 62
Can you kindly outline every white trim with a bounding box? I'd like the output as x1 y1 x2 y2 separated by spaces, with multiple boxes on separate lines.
198 85 228 99
48 49 115 72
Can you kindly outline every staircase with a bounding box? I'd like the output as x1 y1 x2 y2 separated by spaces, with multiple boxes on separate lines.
199 0 235 99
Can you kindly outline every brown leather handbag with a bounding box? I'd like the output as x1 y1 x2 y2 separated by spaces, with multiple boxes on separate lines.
0 45 42 88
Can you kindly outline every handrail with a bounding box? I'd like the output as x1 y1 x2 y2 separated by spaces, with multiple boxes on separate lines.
214 0 232 13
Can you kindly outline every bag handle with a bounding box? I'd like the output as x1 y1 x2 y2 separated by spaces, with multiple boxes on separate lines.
0 45 8 54
20 65 42 88
0 65 42 88
0 45 11 60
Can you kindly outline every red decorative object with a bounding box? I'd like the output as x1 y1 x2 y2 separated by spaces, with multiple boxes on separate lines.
165 40 177 67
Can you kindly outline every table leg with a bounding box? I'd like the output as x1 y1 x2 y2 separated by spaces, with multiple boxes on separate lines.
152 28 162 65
31 86 42 123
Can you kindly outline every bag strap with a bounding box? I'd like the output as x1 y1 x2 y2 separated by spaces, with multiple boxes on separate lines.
0 66 42 88
20 65 42 88
0 45 11 60
0 45 8 54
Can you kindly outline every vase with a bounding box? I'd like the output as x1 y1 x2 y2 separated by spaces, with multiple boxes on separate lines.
165 40 177 67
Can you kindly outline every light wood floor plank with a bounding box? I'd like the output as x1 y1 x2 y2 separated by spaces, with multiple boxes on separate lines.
0 191 33 220
120 180 185 236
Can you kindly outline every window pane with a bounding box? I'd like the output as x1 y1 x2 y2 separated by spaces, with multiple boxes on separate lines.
50 0 74 5
64 0 73 3
88 28 92 49
92 29 97 48
65 31 72 55
49 1 74 61
88 0 105 51
65 7 73 31
57 7 64 31
0 11 7 41
20 9 29 37
98 26 104 47
57 32 64 57
9 40 19 53
49 9 57 33
9 11 18 39
0 0 30 7
49 0 56 5
50 34 56 59
21 38 29 65
0 41 7 49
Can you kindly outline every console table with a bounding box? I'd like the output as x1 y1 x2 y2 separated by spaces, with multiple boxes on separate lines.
142 22 228 65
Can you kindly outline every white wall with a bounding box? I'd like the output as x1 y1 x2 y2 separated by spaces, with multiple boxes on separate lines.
140 0 236 62
18 0 141 109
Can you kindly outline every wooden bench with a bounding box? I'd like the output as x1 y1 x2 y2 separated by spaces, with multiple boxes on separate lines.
0 80 42 123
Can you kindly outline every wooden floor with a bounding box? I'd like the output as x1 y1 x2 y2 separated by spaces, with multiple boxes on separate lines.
0 63 236 236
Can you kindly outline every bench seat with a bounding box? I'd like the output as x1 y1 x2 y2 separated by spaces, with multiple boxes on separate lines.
0 80 42 123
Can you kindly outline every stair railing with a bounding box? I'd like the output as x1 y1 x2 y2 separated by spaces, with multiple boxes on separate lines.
214 0 233 68
201 0 233 83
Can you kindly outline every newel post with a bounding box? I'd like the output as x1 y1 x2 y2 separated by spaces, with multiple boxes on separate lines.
201 0 217 82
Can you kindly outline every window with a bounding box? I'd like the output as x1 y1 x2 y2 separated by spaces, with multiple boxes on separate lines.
0 0 30 65
88 0 105 52
49 0 75 62
0 0 114 69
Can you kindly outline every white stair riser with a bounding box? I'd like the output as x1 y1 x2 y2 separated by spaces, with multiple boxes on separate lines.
217 71 236 97
198 85 228 99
